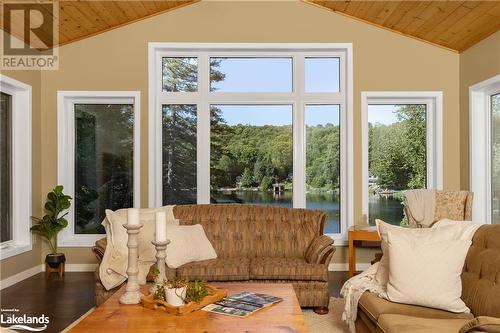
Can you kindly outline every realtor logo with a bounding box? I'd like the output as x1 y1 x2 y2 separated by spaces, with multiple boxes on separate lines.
1 1 59 70
1 308 49 331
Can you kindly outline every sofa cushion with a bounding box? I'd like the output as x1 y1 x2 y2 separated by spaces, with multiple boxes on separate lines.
377 314 470 333
176 257 249 281
359 292 474 323
249 257 327 281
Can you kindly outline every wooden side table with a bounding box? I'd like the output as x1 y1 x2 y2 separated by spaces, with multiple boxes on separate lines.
348 226 381 277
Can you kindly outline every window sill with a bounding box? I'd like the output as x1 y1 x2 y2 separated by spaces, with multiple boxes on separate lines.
0 243 32 260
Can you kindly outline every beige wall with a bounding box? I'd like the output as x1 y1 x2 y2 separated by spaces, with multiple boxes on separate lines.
1 0 466 272
37 1 462 266
1 63 43 280
459 31 500 190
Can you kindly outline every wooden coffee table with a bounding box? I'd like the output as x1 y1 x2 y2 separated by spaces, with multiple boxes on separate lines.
69 283 309 333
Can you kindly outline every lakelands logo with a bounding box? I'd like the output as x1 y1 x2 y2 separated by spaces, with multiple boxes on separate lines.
1 308 49 331
0 1 59 70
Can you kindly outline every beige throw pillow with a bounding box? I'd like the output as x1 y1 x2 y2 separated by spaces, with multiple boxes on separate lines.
387 232 471 313
99 206 179 290
165 224 218 269
375 219 480 288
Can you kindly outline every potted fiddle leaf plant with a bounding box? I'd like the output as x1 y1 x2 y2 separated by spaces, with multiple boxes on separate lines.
31 185 72 269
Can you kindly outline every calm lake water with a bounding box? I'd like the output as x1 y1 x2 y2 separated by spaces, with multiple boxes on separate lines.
212 190 404 234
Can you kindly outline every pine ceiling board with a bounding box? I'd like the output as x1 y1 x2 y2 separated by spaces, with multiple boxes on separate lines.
401 1 440 34
141 1 160 14
383 1 419 29
391 1 434 32
344 1 363 15
61 3 100 35
364 1 390 22
374 1 406 25
59 3 94 41
446 3 500 46
424 4 471 41
84 1 120 27
411 1 464 37
452 13 500 51
112 1 142 21
353 1 376 18
98 1 129 24
72 2 110 32
436 2 499 44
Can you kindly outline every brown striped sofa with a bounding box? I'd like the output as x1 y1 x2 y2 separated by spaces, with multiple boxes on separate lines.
92 204 336 313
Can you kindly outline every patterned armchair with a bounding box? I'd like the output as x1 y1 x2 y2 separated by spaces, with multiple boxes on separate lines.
403 190 473 228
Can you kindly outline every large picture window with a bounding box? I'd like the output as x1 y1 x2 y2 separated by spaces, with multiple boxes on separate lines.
149 44 353 241
362 92 443 226
58 91 140 246
470 75 500 225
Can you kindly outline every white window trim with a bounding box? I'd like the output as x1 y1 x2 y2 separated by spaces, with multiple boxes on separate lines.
148 43 354 243
0 75 32 260
470 74 500 224
361 91 443 221
57 91 141 247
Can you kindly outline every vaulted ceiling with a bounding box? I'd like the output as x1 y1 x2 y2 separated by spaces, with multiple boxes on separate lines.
2 1 499 52
306 1 500 52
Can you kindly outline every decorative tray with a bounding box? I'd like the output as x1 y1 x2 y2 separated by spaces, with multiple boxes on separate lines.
141 284 228 315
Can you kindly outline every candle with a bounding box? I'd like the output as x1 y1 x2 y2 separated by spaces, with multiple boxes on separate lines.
128 208 140 226
155 211 167 242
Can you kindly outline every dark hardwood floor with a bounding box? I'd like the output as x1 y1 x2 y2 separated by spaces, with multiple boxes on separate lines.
0 272 95 333
0 271 349 332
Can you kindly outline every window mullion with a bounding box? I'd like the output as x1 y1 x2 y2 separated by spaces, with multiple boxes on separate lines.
198 53 211 204
294 54 306 208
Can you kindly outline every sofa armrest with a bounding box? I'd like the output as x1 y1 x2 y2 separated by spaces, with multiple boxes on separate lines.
305 235 335 265
459 316 500 333
92 237 107 263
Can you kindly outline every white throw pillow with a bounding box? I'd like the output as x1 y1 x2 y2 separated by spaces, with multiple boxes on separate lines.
374 219 480 288
166 224 218 269
99 206 179 290
386 229 471 313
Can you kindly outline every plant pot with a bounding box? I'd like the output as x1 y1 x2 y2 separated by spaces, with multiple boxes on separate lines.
45 253 66 268
165 286 186 306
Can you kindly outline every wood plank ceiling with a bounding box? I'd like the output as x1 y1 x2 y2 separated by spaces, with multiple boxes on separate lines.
306 1 500 52
1 1 499 52
1 1 198 48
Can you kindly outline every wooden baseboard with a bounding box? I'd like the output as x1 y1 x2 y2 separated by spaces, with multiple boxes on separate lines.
0 264 44 290
1 263 98 290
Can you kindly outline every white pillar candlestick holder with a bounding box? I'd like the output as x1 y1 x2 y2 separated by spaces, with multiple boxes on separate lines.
119 223 144 304
151 239 170 288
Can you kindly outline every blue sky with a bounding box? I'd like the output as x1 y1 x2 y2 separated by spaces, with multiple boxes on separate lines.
209 58 400 126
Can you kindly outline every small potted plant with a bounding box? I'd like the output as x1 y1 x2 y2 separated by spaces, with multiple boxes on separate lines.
31 185 72 270
165 278 188 306
185 280 208 304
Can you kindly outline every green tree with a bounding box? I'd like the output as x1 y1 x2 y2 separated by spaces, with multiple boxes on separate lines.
240 168 254 188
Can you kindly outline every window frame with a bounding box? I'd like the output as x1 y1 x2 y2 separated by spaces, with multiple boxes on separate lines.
470 75 500 225
57 91 141 247
0 75 32 260
149 43 353 243
361 91 443 223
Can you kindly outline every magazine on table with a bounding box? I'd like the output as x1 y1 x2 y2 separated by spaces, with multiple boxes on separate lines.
202 292 283 318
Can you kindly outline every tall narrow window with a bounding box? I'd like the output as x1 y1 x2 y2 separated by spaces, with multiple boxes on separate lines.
0 92 12 243
75 104 134 234
162 104 197 205
210 105 293 208
0 75 32 259
58 91 140 246
367 103 428 225
306 105 341 233
492 93 500 224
